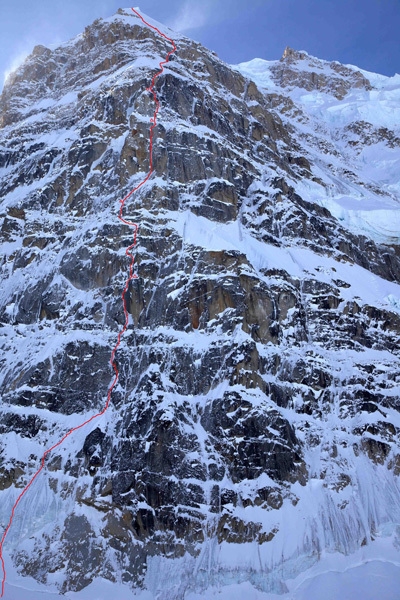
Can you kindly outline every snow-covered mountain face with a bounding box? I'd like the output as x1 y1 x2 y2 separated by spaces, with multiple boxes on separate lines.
235 48 400 244
0 8 400 599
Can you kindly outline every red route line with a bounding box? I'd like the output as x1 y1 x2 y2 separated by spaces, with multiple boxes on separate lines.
0 8 176 597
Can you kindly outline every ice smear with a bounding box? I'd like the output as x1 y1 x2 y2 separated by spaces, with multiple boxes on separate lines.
144 535 400 600
3 537 400 599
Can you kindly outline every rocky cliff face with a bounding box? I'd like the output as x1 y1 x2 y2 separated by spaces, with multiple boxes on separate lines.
1 8 400 598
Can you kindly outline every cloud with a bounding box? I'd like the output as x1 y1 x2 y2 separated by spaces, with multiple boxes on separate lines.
168 0 211 32
3 47 31 86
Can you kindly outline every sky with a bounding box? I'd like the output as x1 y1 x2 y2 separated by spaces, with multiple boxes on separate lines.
0 0 399 91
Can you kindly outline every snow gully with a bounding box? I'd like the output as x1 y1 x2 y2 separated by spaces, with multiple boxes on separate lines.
0 8 176 596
